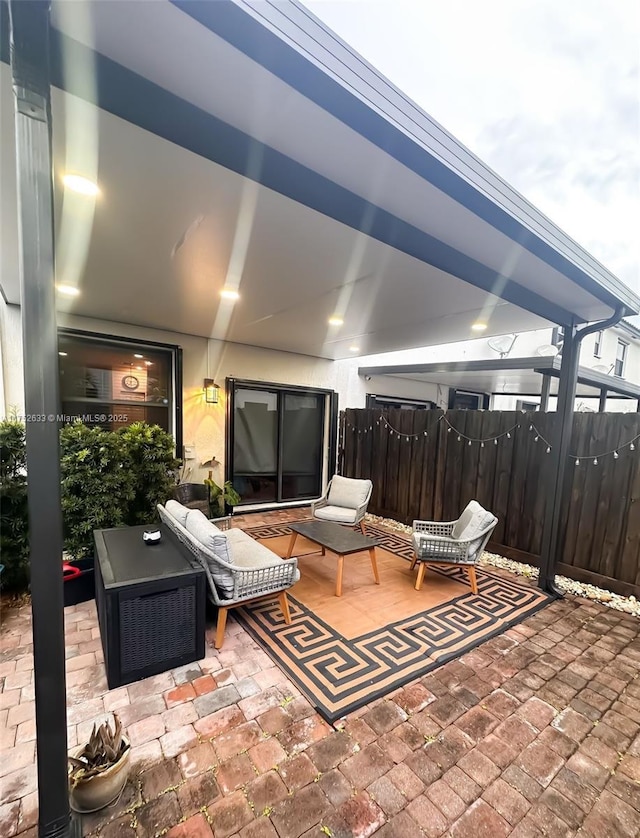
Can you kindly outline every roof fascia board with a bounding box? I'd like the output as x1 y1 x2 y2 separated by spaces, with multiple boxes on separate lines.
359 356 558 377
0 26 577 326
361 355 640 398
172 0 639 316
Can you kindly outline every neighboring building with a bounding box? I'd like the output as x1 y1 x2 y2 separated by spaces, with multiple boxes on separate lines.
355 321 640 413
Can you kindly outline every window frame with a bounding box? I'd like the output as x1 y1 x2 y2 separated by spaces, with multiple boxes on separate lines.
614 339 628 378
57 328 182 451
593 330 603 358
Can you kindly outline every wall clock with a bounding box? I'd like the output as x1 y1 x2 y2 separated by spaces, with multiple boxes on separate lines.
122 374 139 391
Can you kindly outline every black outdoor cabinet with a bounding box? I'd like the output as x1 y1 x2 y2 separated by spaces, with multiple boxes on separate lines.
94 525 206 689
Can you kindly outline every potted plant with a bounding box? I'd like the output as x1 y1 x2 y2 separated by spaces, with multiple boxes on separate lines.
68 714 130 813
204 476 241 516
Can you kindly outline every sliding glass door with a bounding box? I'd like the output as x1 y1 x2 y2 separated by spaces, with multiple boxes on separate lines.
229 382 333 506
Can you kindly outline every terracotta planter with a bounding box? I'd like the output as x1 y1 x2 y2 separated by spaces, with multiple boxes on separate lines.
69 737 130 813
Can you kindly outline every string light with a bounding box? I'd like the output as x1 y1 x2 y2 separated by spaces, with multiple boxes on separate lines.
350 414 640 467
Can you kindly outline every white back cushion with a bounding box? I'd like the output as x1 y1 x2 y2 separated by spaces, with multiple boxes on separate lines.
165 499 190 528
327 475 372 509
185 510 234 598
453 502 496 551
452 501 483 539
186 510 230 562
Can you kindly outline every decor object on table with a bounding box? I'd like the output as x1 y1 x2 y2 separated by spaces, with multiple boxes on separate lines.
311 474 373 534
68 713 130 813
411 500 498 593
142 529 162 544
158 500 298 648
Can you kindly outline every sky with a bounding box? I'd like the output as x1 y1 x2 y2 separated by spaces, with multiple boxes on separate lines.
301 0 640 306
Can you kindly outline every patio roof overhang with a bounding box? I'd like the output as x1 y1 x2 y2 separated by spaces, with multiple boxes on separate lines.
359 356 640 402
1 0 638 363
3 5 639 837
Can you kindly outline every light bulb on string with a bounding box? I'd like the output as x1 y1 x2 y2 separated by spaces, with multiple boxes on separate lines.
457 436 461 442
468 440 472 446
481 442 485 448
575 459 580 466
614 451 619 459
447 427 452 433
631 443 636 451
506 432 511 439
534 436 539 442
593 458 598 466
546 447 551 454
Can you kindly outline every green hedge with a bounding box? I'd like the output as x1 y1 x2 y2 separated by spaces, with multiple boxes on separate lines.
0 420 180 588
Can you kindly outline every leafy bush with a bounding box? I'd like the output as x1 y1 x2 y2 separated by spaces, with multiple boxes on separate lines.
0 419 30 590
118 423 180 526
2 420 180 565
60 424 135 559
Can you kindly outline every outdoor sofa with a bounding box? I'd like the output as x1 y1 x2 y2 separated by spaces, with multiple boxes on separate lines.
158 500 299 648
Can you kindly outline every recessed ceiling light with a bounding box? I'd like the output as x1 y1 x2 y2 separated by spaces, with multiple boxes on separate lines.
328 316 344 326
134 354 144 359
62 174 100 196
58 351 68 357
220 288 240 301
56 284 80 297
349 346 360 352
471 322 488 332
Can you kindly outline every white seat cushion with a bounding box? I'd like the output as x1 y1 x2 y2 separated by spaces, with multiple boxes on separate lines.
226 529 299 583
313 504 358 524
327 475 371 510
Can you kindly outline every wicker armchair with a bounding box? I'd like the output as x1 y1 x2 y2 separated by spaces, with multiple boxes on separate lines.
411 501 497 594
311 475 373 534
158 503 299 648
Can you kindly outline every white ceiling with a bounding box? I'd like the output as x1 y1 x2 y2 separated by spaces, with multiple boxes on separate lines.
0 64 548 359
1 0 637 361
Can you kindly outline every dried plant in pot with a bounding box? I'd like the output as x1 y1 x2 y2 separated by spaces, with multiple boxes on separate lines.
68 714 130 813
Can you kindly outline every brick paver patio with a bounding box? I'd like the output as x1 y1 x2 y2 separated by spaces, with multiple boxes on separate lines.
1 509 639 837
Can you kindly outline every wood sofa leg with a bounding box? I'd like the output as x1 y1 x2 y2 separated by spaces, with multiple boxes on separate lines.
358 521 366 535
410 554 418 571
278 591 292 624
215 608 229 649
467 566 478 595
414 562 426 591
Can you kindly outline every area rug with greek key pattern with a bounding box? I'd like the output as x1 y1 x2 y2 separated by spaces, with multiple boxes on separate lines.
236 523 552 722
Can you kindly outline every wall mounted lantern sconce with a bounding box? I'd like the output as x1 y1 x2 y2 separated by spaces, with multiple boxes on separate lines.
203 379 219 404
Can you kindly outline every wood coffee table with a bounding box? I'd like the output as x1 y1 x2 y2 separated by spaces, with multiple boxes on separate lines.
285 520 380 597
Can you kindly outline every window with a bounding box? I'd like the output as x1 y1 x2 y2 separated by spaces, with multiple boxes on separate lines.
615 340 628 377
447 390 489 410
58 331 181 446
365 395 435 410
228 380 336 506
594 331 603 358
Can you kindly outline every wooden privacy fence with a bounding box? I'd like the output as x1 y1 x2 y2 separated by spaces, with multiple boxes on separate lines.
339 408 640 597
